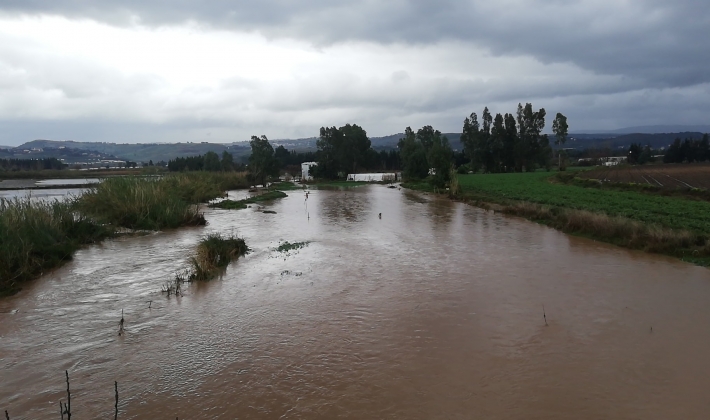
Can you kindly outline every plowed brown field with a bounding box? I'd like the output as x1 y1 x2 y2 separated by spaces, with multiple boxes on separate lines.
579 163 710 189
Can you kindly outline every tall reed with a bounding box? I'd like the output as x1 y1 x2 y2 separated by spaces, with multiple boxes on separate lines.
75 177 206 230
1 172 250 295
0 198 109 295
162 171 249 203
185 233 249 281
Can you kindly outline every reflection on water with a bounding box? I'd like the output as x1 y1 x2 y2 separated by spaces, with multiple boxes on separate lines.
1 185 710 419
35 178 100 186
0 188 91 201
0 178 99 201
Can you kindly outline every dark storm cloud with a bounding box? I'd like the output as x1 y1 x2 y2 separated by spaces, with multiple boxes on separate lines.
2 0 709 87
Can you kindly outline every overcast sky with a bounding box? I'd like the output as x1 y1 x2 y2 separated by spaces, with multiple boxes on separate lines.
0 1 708 145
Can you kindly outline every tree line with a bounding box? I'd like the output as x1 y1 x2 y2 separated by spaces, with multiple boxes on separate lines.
0 157 65 171
460 103 568 173
662 135 710 163
249 130 402 185
168 103 568 187
167 151 244 172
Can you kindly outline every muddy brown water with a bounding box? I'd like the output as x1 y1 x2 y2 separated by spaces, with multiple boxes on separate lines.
2 185 710 419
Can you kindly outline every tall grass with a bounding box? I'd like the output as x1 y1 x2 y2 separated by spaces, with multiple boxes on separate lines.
179 233 249 281
163 171 249 203
0 198 110 295
1 172 250 295
76 177 206 230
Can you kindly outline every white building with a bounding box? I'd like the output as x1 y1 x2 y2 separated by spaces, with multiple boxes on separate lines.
301 162 318 181
346 173 400 182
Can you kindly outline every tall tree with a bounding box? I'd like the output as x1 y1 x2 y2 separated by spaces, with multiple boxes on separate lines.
248 135 278 187
340 123 371 174
315 126 341 179
461 112 481 171
398 126 429 179
502 113 518 172
427 134 453 188
221 151 234 171
627 143 642 164
516 103 548 171
552 112 569 170
274 145 289 169
203 151 221 171
489 113 506 173
315 124 371 179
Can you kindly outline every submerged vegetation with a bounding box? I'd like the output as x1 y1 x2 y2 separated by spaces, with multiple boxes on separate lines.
275 241 310 253
210 190 287 210
175 233 249 283
0 172 250 296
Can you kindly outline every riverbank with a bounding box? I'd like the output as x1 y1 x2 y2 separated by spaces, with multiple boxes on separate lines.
0 171 249 296
403 171 710 266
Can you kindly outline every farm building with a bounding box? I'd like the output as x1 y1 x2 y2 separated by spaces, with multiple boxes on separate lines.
301 162 318 181
346 173 400 182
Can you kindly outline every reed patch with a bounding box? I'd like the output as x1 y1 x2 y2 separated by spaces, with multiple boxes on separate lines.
0 197 111 296
210 190 287 210
172 233 249 284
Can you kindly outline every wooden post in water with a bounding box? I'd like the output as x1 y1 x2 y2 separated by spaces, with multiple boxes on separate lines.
64 370 71 419
114 381 119 420
543 305 548 326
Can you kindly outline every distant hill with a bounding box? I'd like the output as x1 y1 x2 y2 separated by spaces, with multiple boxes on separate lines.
236 137 318 151
567 132 707 150
11 127 708 163
1 144 119 162
17 140 252 163
574 125 710 135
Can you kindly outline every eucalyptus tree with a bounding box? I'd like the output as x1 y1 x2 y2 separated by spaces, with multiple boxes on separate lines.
552 112 569 170
248 135 278 187
398 126 429 179
316 123 371 179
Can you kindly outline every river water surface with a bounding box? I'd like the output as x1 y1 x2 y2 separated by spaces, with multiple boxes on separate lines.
1 185 710 419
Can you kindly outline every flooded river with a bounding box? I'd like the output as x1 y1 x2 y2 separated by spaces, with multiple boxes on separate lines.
2 185 710 419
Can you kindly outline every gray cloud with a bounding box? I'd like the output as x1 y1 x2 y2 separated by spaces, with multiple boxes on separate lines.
0 1 708 145
2 0 709 87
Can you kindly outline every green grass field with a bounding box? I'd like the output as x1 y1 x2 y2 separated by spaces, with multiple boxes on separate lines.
457 172 710 236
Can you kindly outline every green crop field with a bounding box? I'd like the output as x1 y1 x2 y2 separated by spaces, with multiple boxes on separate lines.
457 172 710 236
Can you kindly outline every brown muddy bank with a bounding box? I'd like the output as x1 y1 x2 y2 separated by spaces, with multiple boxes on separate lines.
1 185 710 419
